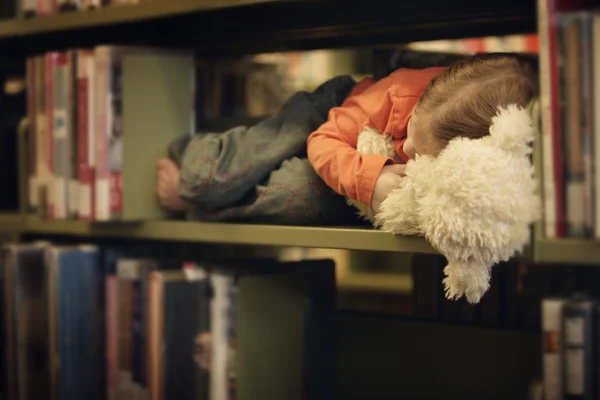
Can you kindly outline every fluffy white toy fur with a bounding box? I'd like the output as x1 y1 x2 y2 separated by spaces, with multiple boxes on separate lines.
350 105 540 303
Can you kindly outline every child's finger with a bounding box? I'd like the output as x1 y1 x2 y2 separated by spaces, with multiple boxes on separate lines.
388 164 407 176
157 159 172 169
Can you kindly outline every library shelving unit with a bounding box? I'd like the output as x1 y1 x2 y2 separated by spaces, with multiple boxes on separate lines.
0 0 557 399
0 0 539 256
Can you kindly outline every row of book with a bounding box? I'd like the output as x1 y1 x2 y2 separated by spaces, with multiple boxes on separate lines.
542 293 600 400
20 0 143 17
1 241 336 400
25 46 195 222
538 1 600 239
23 47 292 221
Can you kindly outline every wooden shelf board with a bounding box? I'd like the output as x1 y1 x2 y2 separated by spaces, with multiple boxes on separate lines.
0 212 24 234
0 19 20 38
534 239 600 265
24 217 437 253
20 0 273 35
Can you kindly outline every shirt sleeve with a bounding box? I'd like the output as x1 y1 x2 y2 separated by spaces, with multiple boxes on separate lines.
307 74 399 207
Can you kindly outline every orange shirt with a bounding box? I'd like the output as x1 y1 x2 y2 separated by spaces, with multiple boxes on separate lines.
306 67 446 207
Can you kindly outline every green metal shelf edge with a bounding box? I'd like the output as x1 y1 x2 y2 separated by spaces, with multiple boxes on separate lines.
534 239 600 265
21 217 437 253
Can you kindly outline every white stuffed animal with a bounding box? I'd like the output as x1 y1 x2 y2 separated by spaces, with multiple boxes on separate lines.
350 104 541 304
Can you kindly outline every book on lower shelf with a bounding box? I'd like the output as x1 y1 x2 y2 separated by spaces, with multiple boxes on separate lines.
0 240 337 400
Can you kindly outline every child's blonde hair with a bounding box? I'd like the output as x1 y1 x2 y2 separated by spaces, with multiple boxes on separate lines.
414 53 539 151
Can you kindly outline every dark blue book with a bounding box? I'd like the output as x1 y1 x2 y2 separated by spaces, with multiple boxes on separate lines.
46 245 103 400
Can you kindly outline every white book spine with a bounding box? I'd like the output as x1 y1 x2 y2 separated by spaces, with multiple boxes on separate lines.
542 298 564 400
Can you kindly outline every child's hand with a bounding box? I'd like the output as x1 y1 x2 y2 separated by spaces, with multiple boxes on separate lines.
371 164 406 212
156 159 196 212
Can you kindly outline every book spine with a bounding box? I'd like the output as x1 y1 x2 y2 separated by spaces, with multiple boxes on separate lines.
53 52 69 219
22 0 37 16
537 0 565 238
542 298 565 400
146 272 161 400
34 56 48 217
560 14 585 238
95 48 110 221
108 50 123 220
593 14 600 239
26 57 38 214
563 298 594 400
45 52 57 219
105 275 118 400
117 278 134 400
57 251 78 400
79 248 104 400
78 50 95 221
579 14 594 238
210 275 228 400
68 50 79 220
83 0 104 9
37 0 53 14
139 264 156 394
57 0 80 11
131 278 144 395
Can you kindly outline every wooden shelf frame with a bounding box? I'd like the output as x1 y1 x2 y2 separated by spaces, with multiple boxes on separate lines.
533 239 600 265
15 216 437 253
0 213 24 234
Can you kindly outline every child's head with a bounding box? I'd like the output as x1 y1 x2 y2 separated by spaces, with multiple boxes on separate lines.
403 53 539 159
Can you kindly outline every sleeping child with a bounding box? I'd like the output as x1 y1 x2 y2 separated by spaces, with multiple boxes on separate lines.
156 53 538 225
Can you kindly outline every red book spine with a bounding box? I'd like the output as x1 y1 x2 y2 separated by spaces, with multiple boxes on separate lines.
37 0 56 14
78 51 95 221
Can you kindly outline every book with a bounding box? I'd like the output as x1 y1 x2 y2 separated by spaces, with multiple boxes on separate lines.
563 293 595 400
1 242 51 400
542 297 565 400
45 245 104 400
147 269 211 400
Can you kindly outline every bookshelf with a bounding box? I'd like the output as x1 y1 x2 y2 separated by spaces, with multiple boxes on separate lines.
0 1 560 399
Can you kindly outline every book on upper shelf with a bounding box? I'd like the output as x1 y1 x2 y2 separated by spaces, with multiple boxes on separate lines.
537 0 600 240
26 45 195 222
